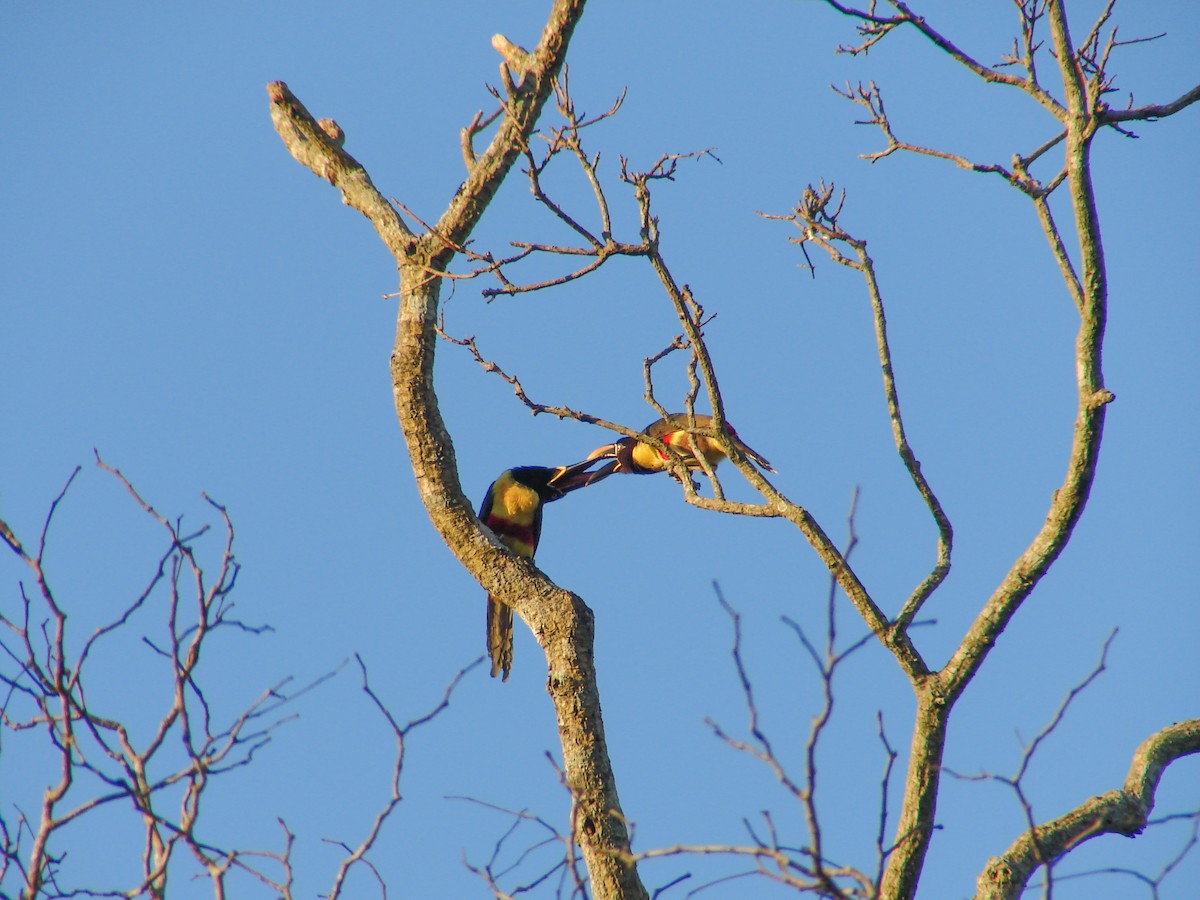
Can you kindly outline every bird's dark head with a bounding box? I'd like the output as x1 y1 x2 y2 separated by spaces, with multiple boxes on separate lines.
508 456 610 501
579 438 640 478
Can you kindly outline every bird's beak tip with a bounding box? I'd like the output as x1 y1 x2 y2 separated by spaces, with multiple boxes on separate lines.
547 456 617 493
584 442 621 462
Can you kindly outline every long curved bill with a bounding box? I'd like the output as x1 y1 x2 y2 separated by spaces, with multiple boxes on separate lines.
545 453 621 497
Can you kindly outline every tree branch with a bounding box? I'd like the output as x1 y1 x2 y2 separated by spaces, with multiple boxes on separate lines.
271 3 648 897
0 461 307 898
268 82 414 258
976 719 1200 900
821 0 1066 117
810 5 1130 898
940 0 1114 701
1104 83 1200 123
765 183 953 636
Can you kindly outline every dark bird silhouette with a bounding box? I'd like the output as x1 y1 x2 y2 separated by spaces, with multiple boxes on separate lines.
477 460 600 680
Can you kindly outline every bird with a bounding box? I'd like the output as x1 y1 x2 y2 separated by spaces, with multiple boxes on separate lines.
477 459 603 680
582 413 775 482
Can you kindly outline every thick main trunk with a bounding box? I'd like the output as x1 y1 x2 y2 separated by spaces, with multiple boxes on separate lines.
391 272 646 899
879 682 948 900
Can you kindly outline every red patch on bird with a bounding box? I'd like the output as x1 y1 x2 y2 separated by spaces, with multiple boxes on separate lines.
484 515 536 554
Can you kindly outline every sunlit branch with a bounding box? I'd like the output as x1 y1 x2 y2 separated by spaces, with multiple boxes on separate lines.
945 631 1118 892
641 332 695 425
622 158 792 507
939 0 1116 708
765 184 952 635
821 0 1065 117
268 82 414 259
976 719 1200 900
835 81 1058 197
463 76 647 297
1036 811 1198 898
461 106 505 170
1105 83 1200 123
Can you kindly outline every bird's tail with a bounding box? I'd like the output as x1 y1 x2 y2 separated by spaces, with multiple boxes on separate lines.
487 594 514 681
733 436 776 474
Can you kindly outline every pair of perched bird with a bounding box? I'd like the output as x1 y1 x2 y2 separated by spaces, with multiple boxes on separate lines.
478 413 774 680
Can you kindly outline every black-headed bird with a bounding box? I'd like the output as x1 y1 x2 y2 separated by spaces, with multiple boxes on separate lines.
584 413 775 482
477 460 601 681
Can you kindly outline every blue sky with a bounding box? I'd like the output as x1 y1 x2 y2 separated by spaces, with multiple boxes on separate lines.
2 2 1197 898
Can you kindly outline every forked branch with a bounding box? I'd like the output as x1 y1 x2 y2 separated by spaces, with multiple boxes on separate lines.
797 3 1196 899
976 719 1200 900
271 4 650 898
763 183 953 635
0 461 304 898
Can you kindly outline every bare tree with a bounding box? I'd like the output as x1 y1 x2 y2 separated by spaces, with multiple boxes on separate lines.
270 3 652 898
8 1 1194 898
0 461 472 899
269 0 1198 897
0 458 293 898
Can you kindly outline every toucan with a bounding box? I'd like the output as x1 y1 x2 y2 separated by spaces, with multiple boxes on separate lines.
477 460 601 681
583 413 775 482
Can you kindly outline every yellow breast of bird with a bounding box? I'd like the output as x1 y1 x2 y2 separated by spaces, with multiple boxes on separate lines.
631 441 669 471
495 479 541 523
662 433 725 467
